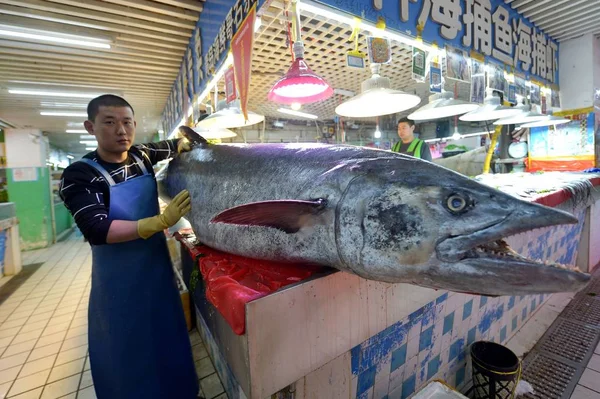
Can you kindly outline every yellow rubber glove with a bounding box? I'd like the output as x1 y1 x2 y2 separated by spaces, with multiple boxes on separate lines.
177 138 192 154
137 190 191 239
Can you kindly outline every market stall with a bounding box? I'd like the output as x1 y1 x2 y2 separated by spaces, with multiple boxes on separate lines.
152 0 600 396
173 172 599 399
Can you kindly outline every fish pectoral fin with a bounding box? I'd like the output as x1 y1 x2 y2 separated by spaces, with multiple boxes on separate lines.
178 125 209 148
210 199 328 234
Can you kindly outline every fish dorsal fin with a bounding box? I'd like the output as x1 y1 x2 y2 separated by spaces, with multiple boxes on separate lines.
210 199 328 234
178 125 209 148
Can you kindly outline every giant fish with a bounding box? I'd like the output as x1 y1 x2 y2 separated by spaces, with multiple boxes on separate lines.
157 126 590 296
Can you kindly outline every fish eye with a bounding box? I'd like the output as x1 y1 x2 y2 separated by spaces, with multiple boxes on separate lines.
446 194 468 213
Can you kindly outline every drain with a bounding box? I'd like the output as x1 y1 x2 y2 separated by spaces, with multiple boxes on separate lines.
537 319 599 363
521 353 577 399
561 295 600 326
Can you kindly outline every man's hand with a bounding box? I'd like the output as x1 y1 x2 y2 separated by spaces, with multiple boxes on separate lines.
177 138 192 154
137 190 191 239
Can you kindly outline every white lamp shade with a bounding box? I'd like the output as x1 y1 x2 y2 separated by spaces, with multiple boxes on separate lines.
408 93 478 121
493 110 546 125
459 96 522 122
520 115 571 128
335 88 421 118
197 100 265 129
190 127 237 140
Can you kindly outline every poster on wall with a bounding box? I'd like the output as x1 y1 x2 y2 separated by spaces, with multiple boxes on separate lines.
528 112 595 171
367 37 392 64
430 63 442 93
515 74 528 98
487 64 506 93
470 60 485 104
508 84 517 104
445 46 470 82
412 46 427 82
530 84 541 105
12 168 38 182
551 89 561 108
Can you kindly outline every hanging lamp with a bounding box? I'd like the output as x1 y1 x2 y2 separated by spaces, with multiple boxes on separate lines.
520 114 571 128
190 126 237 140
459 91 522 122
197 99 265 129
267 0 333 105
335 64 421 117
493 100 546 126
408 92 478 121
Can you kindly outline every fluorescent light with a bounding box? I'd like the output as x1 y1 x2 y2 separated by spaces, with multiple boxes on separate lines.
254 16 262 33
80 140 97 145
41 102 87 109
297 0 443 55
41 111 88 117
14 90 101 98
66 130 87 133
0 25 110 49
85 147 97 151
278 108 319 119
66 155 74 159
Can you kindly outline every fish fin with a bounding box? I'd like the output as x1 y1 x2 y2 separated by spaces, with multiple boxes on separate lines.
178 125 209 148
210 199 328 234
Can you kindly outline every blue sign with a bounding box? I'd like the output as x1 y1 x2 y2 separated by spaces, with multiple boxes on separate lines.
315 0 558 84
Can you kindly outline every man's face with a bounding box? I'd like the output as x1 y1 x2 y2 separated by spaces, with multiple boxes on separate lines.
84 106 136 154
397 122 415 141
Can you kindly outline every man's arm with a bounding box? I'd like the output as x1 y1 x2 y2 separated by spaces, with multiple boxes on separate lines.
421 142 433 161
135 139 181 166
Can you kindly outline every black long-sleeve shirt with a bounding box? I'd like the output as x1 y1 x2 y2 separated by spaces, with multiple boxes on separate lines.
60 140 180 245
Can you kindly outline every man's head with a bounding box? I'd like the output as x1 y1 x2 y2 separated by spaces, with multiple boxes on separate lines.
84 95 136 155
397 117 415 143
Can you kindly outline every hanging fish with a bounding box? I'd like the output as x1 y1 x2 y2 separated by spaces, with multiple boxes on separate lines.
157 126 590 296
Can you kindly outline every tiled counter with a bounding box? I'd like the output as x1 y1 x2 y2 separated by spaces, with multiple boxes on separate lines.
176 176 600 399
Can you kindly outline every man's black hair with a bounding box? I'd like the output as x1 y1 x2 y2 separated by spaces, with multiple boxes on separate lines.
397 117 415 127
87 95 135 121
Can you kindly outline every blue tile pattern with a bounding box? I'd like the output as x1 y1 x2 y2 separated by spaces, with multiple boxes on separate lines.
443 312 454 335
346 208 586 398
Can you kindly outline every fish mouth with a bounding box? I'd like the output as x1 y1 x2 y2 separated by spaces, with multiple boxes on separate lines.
434 204 590 295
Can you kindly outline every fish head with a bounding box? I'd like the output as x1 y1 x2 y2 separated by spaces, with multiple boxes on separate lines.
337 157 590 295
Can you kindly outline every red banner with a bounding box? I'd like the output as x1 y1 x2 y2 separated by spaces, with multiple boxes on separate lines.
231 5 256 121
224 66 236 104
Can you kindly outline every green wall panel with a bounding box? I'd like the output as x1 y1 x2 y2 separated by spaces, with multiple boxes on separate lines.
7 167 54 250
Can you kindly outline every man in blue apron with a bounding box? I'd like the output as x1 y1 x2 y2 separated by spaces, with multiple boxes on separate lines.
391 117 432 161
60 95 201 398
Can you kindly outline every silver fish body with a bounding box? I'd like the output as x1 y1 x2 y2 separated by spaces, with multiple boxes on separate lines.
158 130 590 296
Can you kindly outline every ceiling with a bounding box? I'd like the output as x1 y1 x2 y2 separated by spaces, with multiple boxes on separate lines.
0 0 203 157
505 0 600 42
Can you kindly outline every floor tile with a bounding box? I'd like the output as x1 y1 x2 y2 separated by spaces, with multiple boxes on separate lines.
40 374 80 399
76 386 96 399
0 318 28 331
54 346 87 367
0 365 22 384
580 369 600 393
11 330 43 346
589 355 600 374
0 329 20 341
19 355 57 379
195 357 215 379
8 369 51 397
20 322 49 335
57 394 75 399
200 373 224 399
63 328 86 341
28 343 62 363
192 344 208 361
35 333 67 350
83 358 90 372
571 385 600 399
6 386 43 399
0 337 14 350
26 313 53 326
40 324 69 339
47 358 85 384
59 336 87 352
45 315 73 328
79 370 92 390
67 319 86 330
0 353 29 372
2 340 37 358
0 380 11 398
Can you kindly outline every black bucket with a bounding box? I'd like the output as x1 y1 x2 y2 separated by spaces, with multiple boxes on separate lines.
470 341 521 399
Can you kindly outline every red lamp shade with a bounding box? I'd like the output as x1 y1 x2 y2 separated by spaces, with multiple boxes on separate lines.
267 57 333 105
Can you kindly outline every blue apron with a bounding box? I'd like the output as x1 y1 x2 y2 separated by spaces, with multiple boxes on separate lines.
79 155 198 399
